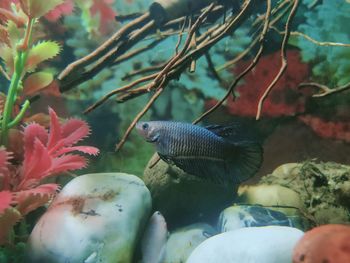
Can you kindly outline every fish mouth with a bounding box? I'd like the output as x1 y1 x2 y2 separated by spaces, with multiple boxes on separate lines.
146 134 159 143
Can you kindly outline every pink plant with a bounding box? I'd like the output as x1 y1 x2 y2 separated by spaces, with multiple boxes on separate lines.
45 0 74 21
0 107 99 244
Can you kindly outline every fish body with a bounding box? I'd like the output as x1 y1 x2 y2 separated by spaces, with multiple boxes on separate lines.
136 121 263 184
141 211 168 263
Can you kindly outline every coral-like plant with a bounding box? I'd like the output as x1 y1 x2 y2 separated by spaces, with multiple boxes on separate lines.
298 115 350 143
0 0 63 146
207 50 309 117
0 107 99 245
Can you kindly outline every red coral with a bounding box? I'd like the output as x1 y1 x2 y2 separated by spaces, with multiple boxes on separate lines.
299 115 350 142
212 50 310 117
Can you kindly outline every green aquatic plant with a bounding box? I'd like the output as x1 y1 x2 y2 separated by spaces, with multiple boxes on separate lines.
0 0 62 145
295 0 350 86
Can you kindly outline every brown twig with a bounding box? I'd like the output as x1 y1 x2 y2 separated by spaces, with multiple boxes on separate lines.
115 86 165 151
216 35 259 72
271 26 350 48
59 12 151 81
152 4 215 87
59 19 157 92
122 64 165 81
83 73 158 114
216 0 292 72
269 0 292 26
256 0 299 120
175 16 188 55
299 81 350 97
115 0 260 116
194 0 272 124
85 3 215 114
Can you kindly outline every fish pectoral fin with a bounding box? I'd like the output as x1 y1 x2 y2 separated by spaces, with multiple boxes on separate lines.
170 155 228 184
158 153 176 166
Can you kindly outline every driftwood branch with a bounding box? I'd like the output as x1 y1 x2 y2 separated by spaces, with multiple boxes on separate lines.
299 81 350 97
256 0 300 120
194 0 272 123
56 0 319 151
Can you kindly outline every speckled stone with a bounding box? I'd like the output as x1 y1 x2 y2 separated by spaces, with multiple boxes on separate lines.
26 173 152 263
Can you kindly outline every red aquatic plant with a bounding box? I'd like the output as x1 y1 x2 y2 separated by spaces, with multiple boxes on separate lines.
298 115 350 142
44 0 116 33
45 0 74 21
0 107 99 244
90 0 116 33
208 50 310 117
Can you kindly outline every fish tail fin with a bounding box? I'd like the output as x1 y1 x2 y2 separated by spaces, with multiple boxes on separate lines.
225 142 263 184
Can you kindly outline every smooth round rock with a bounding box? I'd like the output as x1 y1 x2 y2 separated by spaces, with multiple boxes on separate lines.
237 184 304 212
293 224 350 263
143 154 237 226
187 226 304 263
218 205 295 232
164 223 217 263
26 173 152 263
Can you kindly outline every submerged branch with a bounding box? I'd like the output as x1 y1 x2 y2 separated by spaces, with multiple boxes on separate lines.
299 81 350 97
256 0 300 120
115 86 165 151
194 0 272 124
272 27 350 47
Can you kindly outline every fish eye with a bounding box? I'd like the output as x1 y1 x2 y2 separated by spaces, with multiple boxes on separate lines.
142 123 149 130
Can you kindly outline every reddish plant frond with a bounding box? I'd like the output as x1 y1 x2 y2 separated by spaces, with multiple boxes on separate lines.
50 154 87 175
23 123 48 164
47 107 62 150
0 147 12 190
54 146 100 156
61 118 90 146
0 191 12 214
15 183 58 215
0 146 11 170
21 139 51 189
90 0 116 34
45 0 74 21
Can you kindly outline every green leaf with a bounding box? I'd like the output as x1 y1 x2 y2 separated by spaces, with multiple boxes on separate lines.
19 0 65 18
0 44 14 76
6 20 24 49
25 41 61 72
23 71 53 95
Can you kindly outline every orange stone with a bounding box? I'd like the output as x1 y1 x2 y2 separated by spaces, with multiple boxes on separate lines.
293 224 350 263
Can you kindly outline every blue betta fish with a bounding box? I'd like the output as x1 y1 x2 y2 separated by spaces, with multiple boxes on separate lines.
136 121 263 184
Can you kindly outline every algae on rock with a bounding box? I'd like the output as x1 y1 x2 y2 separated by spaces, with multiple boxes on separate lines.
260 161 350 225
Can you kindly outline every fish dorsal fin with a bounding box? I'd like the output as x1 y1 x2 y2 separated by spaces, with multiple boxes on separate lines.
205 122 258 143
